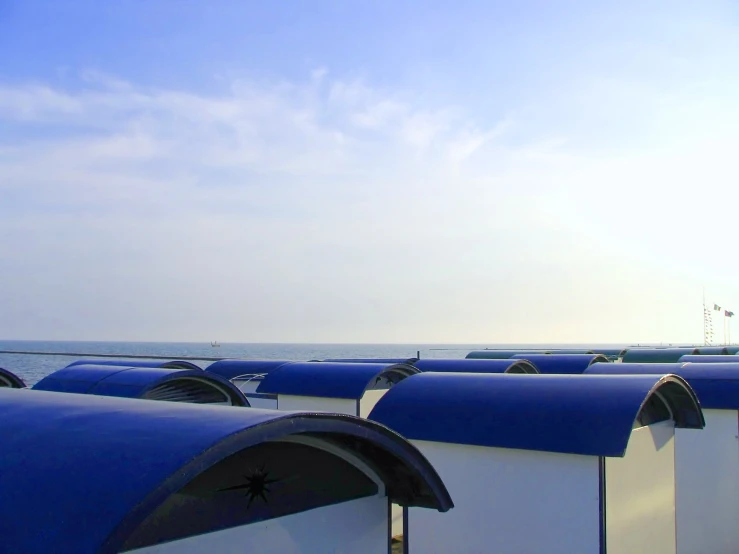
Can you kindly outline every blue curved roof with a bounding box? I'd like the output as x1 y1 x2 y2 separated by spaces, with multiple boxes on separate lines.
586 362 739 409
33 365 249 406
206 359 293 380
66 359 202 370
622 347 699 363
0 367 26 388
678 355 739 363
694 346 730 355
413 359 538 374
257 362 419 399
368 373 703 457
322 358 420 365
466 350 550 359
0 389 452 553
510 353 610 374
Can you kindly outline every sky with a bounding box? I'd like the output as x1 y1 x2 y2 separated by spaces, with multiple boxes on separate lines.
1 0 739 344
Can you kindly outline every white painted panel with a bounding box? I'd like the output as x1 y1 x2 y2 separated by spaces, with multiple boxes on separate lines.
606 421 676 554
125 495 388 554
408 440 600 554
359 389 388 419
234 380 261 394
244 395 278 410
277 395 357 415
675 409 739 554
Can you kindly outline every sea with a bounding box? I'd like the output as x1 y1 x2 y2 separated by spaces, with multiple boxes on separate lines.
0 340 638 386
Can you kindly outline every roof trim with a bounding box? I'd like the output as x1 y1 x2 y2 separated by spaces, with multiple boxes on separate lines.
0 367 26 388
368 373 703 457
256 362 420 399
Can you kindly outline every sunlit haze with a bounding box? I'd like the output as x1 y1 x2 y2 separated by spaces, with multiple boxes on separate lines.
1 1 738 343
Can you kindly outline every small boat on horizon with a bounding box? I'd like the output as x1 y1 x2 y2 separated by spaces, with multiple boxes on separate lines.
211 341 220 348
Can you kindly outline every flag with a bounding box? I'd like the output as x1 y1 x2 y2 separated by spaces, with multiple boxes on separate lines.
714 304 722 311
726 311 735 318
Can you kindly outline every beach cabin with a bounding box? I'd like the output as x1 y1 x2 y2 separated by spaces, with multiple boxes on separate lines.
0 389 452 554
66 359 203 370
205 360 293 408
255 362 418 417
622 347 699 363
32 364 249 406
510 353 609 373
466 350 550 359
586 362 739 554
0 367 25 388
369 372 704 554
413 358 538 373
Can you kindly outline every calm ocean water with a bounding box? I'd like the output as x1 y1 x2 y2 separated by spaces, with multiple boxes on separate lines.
0 340 633 386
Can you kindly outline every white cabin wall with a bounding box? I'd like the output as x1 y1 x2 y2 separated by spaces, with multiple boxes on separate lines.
675 409 739 554
359 389 388 419
125 494 388 554
244 395 278 410
234 380 261 394
407 440 601 554
606 421 676 554
277 395 357 416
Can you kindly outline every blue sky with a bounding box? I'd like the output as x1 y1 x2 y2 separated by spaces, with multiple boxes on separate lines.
1 1 738 343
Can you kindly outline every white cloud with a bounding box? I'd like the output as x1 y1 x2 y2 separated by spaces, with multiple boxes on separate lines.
2 67 739 342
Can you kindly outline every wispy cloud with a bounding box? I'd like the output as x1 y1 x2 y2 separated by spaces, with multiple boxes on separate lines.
2 61 739 342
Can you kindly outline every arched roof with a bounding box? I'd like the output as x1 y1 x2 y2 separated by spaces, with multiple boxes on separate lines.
205 359 293 380
510 353 610 374
256 362 419 399
587 361 739 410
678 355 738 363
33 365 249 406
0 367 25 388
0 389 452 553
66 359 202 370
413 359 538 374
368 373 703 457
322 358 420 365
466 350 550 359
622 347 699 363
694 346 730 355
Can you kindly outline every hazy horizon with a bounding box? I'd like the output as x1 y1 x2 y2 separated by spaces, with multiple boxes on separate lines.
2 1 739 344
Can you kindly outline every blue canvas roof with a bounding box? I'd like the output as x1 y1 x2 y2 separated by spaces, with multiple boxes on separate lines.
694 346 730 355
369 373 703 457
586 362 739 409
678 355 739 363
622 347 700 363
413 359 538 374
257 362 419 399
0 389 452 553
322 357 420 364
66 359 202 370
466 350 550 359
0 367 25 388
205 359 293 380
33 365 249 406
510 353 610 374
